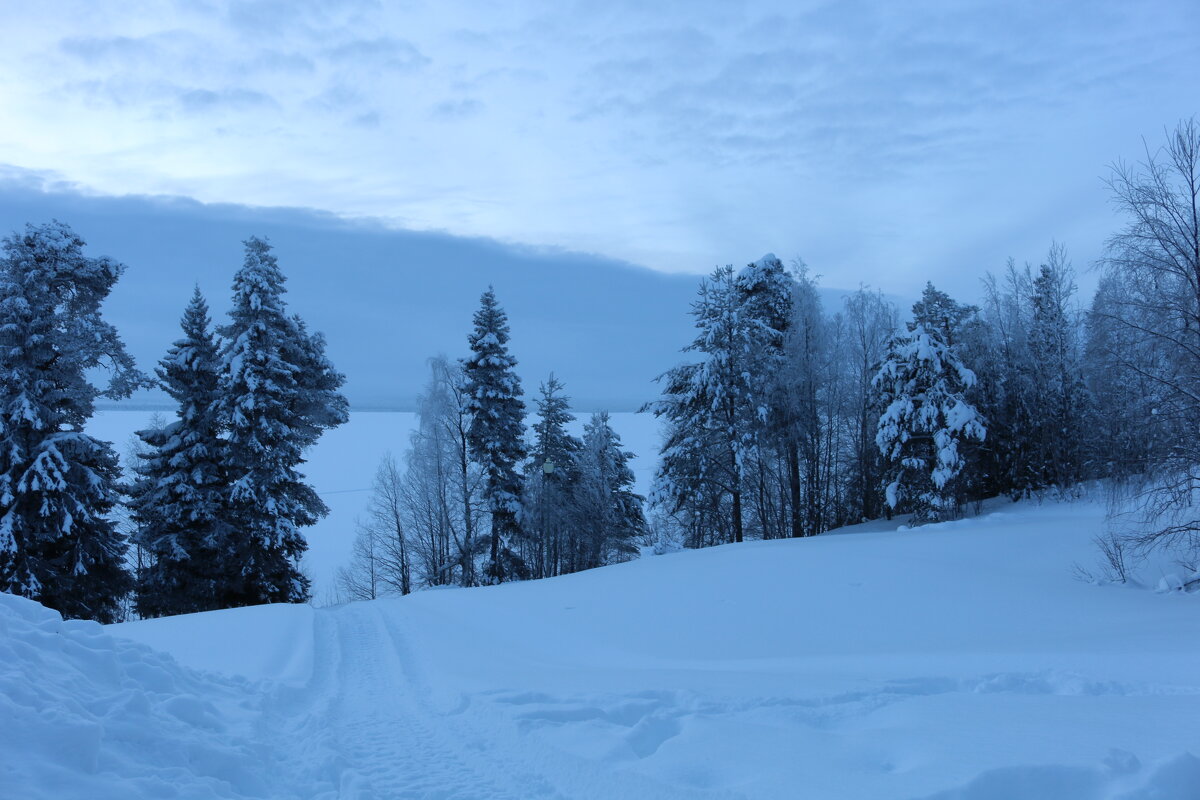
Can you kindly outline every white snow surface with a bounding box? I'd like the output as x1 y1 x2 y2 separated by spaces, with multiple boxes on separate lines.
6 498 1199 798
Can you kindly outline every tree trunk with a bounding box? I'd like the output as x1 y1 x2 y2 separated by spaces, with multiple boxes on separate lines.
787 444 803 538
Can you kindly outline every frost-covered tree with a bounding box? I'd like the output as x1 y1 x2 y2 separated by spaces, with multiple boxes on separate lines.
522 375 582 577
1092 119 1200 557
129 288 226 618
0 222 145 621
401 356 485 588
217 237 347 607
338 454 410 600
650 264 776 545
572 411 647 567
1026 245 1092 490
777 265 832 537
1083 271 1164 480
462 287 527 582
736 255 801 537
841 287 899 522
875 327 986 525
911 282 977 347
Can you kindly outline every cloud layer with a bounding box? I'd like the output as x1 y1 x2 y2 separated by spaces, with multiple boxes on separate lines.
1 0 1196 295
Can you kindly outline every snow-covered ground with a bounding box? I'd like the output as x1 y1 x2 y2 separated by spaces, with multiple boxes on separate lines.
6 498 1198 798
87 409 663 602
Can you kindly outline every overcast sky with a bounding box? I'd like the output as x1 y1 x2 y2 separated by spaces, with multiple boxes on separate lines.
1 0 1197 297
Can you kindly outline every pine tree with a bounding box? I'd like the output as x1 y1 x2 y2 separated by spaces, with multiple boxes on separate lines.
129 288 226 618
736 255 802 538
911 282 977 347
875 326 986 525
217 237 347 607
462 287 527 583
0 221 145 621
650 260 802 546
649 266 771 544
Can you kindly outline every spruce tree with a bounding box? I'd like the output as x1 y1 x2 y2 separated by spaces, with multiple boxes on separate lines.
129 288 226 618
523 375 582 577
217 237 347 606
462 287 527 583
875 326 986 525
1027 248 1091 489
0 221 144 621
574 411 647 568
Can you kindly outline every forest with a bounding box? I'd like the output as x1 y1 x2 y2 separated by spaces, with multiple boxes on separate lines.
2 120 1199 622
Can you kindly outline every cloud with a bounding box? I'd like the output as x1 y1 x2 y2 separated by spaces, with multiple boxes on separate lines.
324 36 429 72
59 34 161 64
2 0 1198 300
431 98 483 120
178 87 279 113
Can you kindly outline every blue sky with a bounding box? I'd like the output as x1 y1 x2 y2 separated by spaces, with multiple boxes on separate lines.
2 0 1197 299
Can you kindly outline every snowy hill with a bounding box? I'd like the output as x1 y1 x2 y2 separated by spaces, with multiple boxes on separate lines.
7 499 1199 798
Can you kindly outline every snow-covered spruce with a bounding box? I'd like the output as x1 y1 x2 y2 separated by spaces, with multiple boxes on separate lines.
129 288 227 618
216 237 348 607
573 410 647 565
521 373 583 578
462 287 527 583
875 324 986 525
0 222 146 622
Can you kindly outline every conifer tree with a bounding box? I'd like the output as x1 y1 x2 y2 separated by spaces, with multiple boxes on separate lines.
522 375 582 577
573 411 647 567
1026 247 1091 489
911 282 977 347
0 222 144 621
650 264 784 544
462 287 527 582
129 288 225 618
875 326 986 525
217 237 347 606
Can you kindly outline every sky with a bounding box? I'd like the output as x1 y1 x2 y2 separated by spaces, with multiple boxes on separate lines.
1 0 1197 299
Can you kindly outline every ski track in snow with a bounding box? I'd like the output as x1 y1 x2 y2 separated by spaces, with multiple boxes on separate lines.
248 600 1200 799
268 603 740 800
310 605 532 799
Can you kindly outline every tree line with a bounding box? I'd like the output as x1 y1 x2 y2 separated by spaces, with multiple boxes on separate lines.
646 119 1200 579
335 288 648 600
3 118 1197 620
0 229 347 621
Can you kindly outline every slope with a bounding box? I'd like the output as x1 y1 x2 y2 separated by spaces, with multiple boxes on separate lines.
11 499 1200 798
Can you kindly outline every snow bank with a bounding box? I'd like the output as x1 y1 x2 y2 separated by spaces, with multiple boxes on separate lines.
0 592 294 799
109 602 314 685
95 498 1200 799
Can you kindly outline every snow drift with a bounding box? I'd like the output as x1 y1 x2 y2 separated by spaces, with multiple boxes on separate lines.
4 499 1200 798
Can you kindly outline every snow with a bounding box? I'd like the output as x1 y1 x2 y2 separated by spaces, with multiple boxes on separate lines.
0 592 296 799
111 603 315 685
5 498 1193 797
